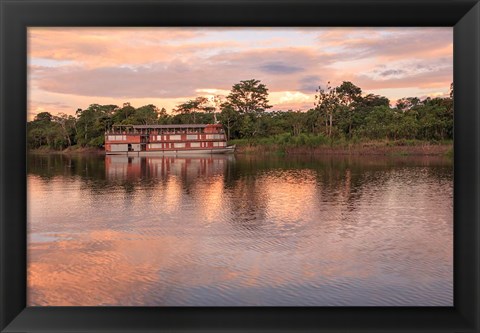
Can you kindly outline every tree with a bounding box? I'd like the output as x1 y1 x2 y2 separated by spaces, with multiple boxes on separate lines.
418 98 453 140
76 104 113 147
111 103 134 124
337 81 362 106
28 112 63 149
224 79 272 114
218 105 239 140
359 105 395 140
211 95 225 123
314 81 339 137
358 94 390 108
396 97 421 112
34 112 53 123
394 111 419 139
27 82 454 150
158 107 171 124
447 82 454 115
52 113 76 147
174 96 214 123
305 108 324 135
288 110 306 136
336 81 362 137
27 126 46 148
127 104 159 125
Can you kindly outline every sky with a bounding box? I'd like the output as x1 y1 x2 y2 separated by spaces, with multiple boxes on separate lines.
27 27 453 120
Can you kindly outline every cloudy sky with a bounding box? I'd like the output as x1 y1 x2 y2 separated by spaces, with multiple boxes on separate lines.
28 27 452 120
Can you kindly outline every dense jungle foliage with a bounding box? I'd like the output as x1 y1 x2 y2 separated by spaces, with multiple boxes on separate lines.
27 79 453 150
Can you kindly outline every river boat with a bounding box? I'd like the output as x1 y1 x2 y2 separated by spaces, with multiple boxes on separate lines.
104 124 235 155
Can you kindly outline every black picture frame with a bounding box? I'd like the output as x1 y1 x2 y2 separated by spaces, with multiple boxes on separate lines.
1 0 479 332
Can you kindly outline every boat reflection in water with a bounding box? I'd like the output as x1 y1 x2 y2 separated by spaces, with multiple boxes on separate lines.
105 154 234 182
27 154 453 306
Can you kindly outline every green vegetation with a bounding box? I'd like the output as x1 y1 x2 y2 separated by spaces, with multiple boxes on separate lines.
27 80 453 152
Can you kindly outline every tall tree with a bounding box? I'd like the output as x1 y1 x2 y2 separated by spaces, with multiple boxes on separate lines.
224 79 272 114
336 81 362 137
314 82 339 137
337 81 362 106
211 95 226 123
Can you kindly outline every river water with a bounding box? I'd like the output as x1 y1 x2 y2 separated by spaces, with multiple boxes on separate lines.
27 153 453 306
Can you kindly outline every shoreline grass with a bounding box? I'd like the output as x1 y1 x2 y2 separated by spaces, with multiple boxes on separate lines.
229 134 453 156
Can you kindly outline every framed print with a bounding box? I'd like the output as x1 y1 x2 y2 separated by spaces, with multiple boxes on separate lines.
1 0 479 332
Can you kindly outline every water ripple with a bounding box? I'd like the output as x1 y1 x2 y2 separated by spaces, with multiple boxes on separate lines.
27 154 453 306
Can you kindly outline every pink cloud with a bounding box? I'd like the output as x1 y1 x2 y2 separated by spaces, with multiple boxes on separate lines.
33 47 336 99
28 27 453 117
28 28 239 68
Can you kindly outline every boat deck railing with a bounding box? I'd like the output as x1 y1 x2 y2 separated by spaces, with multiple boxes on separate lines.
106 125 224 135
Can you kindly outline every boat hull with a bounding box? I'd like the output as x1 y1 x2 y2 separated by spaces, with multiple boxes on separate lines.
106 146 236 156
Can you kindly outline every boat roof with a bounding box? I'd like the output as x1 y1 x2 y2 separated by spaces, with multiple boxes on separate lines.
112 124 220 129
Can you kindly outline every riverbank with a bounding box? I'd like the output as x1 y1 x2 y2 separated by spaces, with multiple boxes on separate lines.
29 140 453 157
29 146 104 155
230 139 453 156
